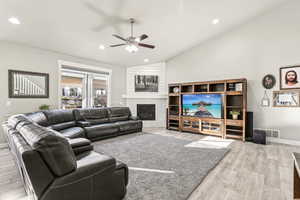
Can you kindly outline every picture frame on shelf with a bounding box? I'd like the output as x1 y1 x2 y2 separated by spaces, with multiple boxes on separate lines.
235 83 243 91
280 66 300 90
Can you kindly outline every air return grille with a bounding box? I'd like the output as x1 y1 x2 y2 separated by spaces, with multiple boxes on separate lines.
253 128 280 138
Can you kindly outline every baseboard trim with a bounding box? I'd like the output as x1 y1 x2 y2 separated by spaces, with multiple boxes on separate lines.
267 137 300 146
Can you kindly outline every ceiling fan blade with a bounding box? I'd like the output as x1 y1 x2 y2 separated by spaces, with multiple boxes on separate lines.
112 34 127 42
110 44 126 47
139 34 148 41
84 2 107 17
92 23 109 32
138 43 155 49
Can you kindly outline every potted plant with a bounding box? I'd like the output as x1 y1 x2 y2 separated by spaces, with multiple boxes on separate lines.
39 104 50 111
229 110 240 120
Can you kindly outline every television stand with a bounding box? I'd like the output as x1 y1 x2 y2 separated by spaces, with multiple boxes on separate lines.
167 79 247 141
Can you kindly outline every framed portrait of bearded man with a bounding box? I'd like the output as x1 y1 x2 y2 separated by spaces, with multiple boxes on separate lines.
280 66 300 90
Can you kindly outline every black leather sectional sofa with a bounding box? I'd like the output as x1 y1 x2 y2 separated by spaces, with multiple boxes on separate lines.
2 107 142 200
26 107 142 141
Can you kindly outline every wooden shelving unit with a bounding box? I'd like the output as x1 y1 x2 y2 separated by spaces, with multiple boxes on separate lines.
167 79 247 141
167 84 181 130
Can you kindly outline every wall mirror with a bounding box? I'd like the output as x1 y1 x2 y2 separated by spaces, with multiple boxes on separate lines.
9 70 49 98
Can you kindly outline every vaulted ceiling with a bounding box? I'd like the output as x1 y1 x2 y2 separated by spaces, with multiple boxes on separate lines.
0 0 289 66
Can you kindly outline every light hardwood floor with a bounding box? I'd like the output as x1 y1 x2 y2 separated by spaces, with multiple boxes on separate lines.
0 128 298 200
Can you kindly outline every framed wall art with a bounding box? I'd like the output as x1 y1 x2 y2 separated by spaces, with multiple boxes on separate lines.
134 75 159 92
8 70 49 98
262 74 276 89
273 90 300 107
280 66 300 90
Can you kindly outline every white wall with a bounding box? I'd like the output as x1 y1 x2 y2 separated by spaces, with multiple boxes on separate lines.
0 41 126 143
166 1 300 140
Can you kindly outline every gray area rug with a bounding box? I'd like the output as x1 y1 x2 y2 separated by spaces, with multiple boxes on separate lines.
94 133 229 200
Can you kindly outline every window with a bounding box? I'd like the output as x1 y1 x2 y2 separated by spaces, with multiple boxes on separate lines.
59 61 110 109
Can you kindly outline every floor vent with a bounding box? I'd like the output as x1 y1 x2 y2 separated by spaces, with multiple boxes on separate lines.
253 128 280 138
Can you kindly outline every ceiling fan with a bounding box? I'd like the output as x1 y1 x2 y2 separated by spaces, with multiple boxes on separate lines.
110 18 155 53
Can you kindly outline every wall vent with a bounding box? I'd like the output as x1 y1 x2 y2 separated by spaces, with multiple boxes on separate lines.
254 128 280 138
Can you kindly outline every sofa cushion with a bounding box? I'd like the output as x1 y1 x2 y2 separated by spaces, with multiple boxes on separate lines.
84 123 119 139
116 120 141 132
18 123 77 176
26 112 48 127
74 108 110 125
43 109 75 125
48 121 77 131
109 107 131 122
59 127 85 139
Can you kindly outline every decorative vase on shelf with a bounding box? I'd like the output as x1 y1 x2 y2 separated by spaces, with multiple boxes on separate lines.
232 114 238 120
230 110 240 120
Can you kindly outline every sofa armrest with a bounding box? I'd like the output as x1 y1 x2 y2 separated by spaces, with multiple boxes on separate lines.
76 121 91 127
68 138 91 148
115 161 129 186
52 152 116 187
129 116 140 120
46 152 128 200
68 138 93 155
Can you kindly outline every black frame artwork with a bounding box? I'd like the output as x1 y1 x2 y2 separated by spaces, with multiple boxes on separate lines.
134 75 159 92
8 70 49 98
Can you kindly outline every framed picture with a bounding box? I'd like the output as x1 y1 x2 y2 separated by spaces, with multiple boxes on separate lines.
280 66 300 90
273 90 300 107
134 75 159 92
8 70 49 98
262 74 276 89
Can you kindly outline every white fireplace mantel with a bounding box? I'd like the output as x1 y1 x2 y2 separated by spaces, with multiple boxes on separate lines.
124 62 167 128
122 94 168 99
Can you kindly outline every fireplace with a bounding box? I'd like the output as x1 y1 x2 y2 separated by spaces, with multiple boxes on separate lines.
137 104 156 120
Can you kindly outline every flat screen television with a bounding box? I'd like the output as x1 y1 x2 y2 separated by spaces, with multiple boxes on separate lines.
182 94 223 118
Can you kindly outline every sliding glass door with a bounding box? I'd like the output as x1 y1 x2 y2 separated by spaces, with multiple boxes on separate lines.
91 75 108 107
60 68 109 109
61 72 85 109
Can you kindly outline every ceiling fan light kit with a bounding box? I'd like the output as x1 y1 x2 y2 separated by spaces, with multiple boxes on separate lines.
125 44 139 53
110 18 155 53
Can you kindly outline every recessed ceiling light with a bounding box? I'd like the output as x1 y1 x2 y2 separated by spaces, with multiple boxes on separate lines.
212 18 220 25
8 17 21 25
98 45 105 50
144 58 149 63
